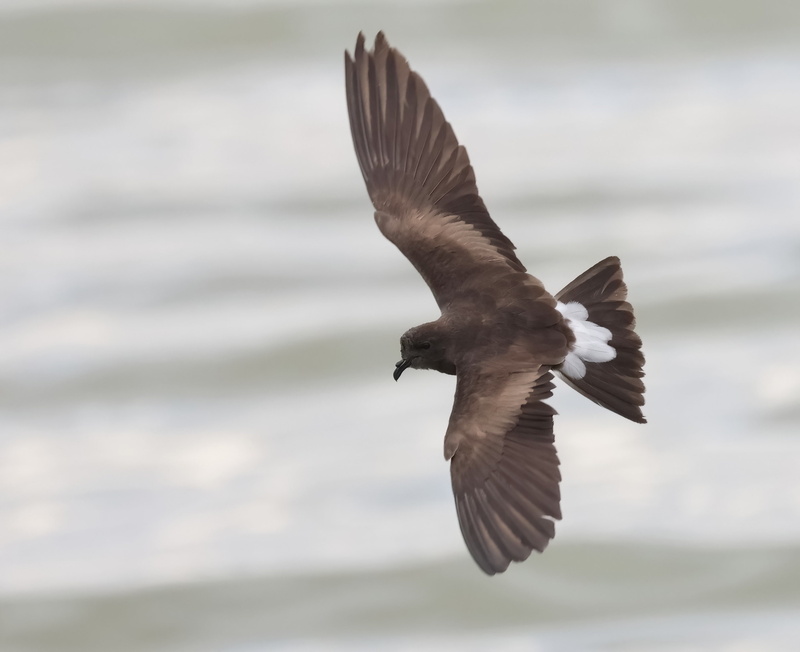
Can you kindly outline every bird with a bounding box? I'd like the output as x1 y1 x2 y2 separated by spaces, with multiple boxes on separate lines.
344 32 646 575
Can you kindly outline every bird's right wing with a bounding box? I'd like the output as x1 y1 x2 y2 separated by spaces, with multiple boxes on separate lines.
345 32 529 310
444 363 561 575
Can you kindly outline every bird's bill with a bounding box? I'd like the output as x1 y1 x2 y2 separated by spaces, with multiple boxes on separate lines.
393 358 412 381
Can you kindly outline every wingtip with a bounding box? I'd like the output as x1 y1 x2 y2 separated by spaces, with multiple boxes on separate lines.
354 31 366 58
350 31 390 58
345 32 363 61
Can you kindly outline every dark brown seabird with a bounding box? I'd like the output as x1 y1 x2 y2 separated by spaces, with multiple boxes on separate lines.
344 32 646 575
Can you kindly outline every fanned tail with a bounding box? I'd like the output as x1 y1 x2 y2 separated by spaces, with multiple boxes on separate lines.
555 256 646 423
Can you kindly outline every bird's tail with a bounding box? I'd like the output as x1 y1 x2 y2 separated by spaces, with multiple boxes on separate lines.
554 256 646 423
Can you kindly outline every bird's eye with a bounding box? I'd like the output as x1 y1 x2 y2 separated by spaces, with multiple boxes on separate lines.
419 341 431 350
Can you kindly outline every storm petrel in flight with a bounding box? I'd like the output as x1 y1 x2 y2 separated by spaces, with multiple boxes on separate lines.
345 32 646 575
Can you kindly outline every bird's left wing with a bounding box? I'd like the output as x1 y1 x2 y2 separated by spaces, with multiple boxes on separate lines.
345 32 528 310
444 363 561 575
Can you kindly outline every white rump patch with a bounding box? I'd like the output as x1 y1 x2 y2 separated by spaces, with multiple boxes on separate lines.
556 301 616 380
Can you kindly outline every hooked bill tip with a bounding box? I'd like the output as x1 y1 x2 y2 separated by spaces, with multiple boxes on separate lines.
393 358 411 381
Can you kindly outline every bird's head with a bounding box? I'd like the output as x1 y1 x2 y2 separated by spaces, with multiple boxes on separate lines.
394 322 455 380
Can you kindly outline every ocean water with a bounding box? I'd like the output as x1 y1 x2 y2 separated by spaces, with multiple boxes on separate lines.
1 1 800 650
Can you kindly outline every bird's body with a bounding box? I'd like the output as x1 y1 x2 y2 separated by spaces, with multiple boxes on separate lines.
345 32 646 575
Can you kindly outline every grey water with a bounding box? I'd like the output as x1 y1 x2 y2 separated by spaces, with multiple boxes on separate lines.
1 1 800 650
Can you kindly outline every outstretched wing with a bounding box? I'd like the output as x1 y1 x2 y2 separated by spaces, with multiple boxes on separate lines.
345 32 527 310
444 364 561 575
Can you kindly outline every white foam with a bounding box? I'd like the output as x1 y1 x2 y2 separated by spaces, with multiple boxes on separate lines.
556 301 616 379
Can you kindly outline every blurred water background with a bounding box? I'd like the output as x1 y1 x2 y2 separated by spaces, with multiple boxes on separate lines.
2 0 800 650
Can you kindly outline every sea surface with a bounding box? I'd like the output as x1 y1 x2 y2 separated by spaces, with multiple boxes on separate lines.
1 1 800 650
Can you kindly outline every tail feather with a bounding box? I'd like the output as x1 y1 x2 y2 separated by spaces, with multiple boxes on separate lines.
555 256 646 424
